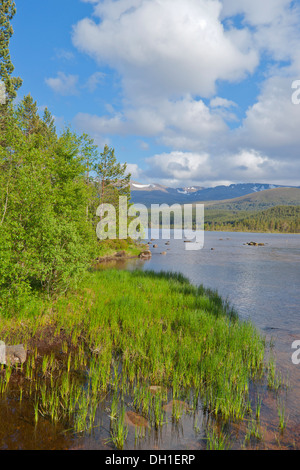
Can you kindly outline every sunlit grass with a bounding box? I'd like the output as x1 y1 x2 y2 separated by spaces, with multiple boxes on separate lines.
0 268 281 449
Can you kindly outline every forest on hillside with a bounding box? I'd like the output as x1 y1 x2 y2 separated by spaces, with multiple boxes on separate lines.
204 205 300 233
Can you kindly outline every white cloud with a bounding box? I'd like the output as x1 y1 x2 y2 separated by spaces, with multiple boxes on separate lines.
75 96 228 151
235 76 300 157
72 0 258 100
85 71 105 92
146 151 212 182
140 148 288 187
210 97 237 108
71 0 300 186
222 0 300 62
45 72 79 96
221 0 293 25
125 163 144 180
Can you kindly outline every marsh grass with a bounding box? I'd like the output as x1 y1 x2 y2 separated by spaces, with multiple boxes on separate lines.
205 424 231 450
0 269 280 449
277 398 288 432
245 418 263 444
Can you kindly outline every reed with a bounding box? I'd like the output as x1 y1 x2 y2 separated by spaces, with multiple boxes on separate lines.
0 268 275 448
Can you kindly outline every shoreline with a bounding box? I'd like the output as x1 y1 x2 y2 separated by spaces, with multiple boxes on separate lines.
0 266 289 450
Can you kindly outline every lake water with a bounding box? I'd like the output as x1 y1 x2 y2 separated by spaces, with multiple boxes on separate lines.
1 230 299 449
117 231 300 433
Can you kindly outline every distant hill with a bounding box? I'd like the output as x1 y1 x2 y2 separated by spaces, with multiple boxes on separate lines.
130 182 299 206
203 187 300 211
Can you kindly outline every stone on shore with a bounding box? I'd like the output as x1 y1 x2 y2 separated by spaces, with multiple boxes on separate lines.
139 250 152 259
0 343 27 365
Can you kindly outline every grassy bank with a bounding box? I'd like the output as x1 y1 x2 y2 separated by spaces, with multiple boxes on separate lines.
95 238 147 260
0 269 281 449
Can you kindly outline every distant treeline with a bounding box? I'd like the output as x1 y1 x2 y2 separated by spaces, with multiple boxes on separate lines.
150 205 300 233
204 205 300 233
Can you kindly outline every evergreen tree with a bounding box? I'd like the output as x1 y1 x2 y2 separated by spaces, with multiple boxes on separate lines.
16 94 42 137
42 107 57 142
0 0 22 143
96 144 131 206
0 0 22 103
95 145 131 237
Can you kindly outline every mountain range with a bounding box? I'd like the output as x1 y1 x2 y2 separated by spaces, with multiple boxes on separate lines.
130 182 300 206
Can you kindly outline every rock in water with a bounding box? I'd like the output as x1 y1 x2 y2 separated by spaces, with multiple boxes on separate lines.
125 411 149 428
139 250 152 259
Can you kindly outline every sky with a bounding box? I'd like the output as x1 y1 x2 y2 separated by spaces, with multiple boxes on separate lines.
9 0 300 188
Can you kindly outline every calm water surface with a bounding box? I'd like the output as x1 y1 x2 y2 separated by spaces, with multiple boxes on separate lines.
122 231 300 428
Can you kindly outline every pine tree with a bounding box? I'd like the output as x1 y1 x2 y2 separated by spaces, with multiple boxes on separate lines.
95 145 131 238
16 94 42 137
0 0 22 103
96 144 131 206
42 107 56 141
0 0 22 143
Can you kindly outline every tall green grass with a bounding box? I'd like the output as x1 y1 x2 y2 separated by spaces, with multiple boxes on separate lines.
0 269 278 448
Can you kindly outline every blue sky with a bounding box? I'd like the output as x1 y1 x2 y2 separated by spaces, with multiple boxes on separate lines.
10 0 300 187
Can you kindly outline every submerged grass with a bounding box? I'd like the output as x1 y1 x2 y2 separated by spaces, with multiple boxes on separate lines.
0 268 279 449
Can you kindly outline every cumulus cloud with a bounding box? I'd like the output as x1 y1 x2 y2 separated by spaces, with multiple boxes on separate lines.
234 76 300 159
140 149 289 187
145 151 212 182
72 0 300 186
45 72 79 96
73 0 258 100
75 95 228 152
222 0 300 62
125 163 144 180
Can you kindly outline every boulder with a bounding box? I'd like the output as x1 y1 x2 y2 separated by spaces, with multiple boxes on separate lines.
125 411 149 428
245 242 265 246
139 250 152 259
0 343 27 365
163 400 188 413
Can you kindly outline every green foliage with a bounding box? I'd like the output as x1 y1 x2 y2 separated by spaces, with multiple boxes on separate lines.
0 98 131 314
0 0 22 103
95 144 131 205
0 4 137 315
